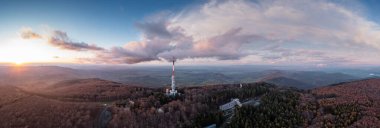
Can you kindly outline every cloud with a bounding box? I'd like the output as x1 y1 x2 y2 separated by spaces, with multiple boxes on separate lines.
24 0 380 65
87 25 266 64
172 0 380 49
87 17 184 64
260 44 353 65
90 0 380 64
157 27 267 60
48 30 104 51
20 28 42 39
87 12 269 64
21 29 104 51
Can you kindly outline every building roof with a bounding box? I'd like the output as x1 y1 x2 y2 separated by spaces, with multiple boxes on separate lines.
219 98 242 111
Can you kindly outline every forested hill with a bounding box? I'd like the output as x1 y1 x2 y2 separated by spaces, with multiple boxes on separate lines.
229 78 380 127
1 78 380 127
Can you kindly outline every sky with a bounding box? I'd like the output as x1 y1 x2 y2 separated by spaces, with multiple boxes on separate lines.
1 0 380 67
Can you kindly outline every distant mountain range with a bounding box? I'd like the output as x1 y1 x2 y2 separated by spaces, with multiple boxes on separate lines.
0 66 368 89
257 70 358 89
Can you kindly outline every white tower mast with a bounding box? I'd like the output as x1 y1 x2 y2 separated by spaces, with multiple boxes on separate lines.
169 57 177 95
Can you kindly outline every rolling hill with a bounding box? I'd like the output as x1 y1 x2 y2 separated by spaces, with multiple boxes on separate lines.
260 76 312 89
0 66 360 89
255 70 357 89
302 78 380 127
0 85 103 128
36 78 149 102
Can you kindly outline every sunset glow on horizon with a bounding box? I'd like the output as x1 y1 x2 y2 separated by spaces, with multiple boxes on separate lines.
0 37 93 64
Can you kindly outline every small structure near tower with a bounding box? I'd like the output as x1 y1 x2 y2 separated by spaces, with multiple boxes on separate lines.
167 57 178 96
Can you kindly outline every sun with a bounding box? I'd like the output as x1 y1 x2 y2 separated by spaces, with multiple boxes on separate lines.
0 39 55 64
14 61 24 66
9 57 26 66
0 38 95 64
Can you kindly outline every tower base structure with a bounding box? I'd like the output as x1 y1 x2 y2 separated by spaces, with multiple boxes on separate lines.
169 89 177 95
166 88 179 96
166 89 177 96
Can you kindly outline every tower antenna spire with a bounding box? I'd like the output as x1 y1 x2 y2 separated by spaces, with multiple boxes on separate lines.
168 57 177 96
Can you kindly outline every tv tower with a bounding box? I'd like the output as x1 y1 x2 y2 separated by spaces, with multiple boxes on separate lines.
168 57 177 96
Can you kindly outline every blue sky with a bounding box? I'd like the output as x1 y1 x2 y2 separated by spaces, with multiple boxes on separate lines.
1 0 380 66
0 0 203 47
361 0 380 23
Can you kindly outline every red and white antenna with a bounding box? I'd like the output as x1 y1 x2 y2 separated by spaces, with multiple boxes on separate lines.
169 57 177 95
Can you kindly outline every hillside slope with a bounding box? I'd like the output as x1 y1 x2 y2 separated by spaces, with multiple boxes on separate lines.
301 78 380 127
40 78 145 101
0 86 102 128
261 76 312 89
